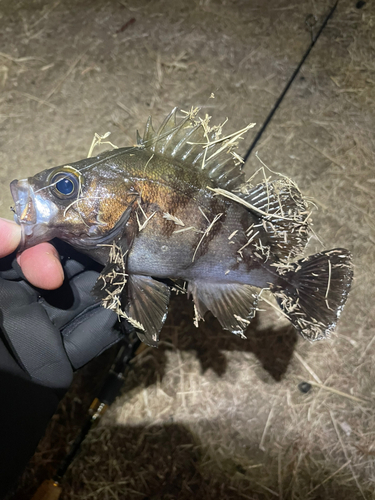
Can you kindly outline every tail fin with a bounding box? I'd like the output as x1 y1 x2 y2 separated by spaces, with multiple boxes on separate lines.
270 249 353 341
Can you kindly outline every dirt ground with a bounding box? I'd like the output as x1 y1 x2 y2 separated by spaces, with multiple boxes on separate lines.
1 0 375 499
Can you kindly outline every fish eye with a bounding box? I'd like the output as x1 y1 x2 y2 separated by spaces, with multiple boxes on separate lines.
56 177 74 195
51 171 80 199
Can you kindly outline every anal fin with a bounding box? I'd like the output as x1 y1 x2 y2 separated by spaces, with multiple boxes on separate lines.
188 281 258 337
125 275 171 347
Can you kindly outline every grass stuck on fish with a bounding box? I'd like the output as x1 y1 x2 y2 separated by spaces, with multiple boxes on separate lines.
10 107 353 346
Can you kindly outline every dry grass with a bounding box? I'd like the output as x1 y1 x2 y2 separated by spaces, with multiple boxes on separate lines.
1 0 374 499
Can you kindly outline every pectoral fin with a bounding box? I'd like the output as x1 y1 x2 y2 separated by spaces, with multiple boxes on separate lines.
91 213 137 307
91 242 128 306
125 275 171 347
188 281 258 337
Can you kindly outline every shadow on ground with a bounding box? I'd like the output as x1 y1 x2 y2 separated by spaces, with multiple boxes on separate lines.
14 421 370 500
127 293 298 388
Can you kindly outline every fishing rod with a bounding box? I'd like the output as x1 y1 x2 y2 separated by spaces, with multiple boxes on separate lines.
31 333 142 500
243 0 339 162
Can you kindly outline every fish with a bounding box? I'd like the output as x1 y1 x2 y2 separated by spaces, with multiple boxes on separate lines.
10 108 353 346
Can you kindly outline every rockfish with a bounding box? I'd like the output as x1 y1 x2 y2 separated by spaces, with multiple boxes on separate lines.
10 109 353 346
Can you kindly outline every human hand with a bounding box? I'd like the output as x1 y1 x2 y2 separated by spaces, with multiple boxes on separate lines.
0 217 125 386
0 217 126 496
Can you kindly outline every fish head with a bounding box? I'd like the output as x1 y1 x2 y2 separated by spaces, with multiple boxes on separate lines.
10 152 138 252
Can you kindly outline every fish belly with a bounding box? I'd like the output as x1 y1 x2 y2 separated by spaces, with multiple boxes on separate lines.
182 255 273 289
127 228 198 277
127 203 275 290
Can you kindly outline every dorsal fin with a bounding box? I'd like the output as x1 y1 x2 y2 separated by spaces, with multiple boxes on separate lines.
138 108 246 190
238 179 311 261
143 116 156 144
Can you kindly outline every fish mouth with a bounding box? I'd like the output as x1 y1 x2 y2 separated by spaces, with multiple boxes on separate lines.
10 179 52 251
10 179 37 223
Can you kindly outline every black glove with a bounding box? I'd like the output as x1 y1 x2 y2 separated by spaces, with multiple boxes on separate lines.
0 240 124 498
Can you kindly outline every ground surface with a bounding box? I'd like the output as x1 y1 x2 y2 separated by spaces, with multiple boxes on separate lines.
1 0 374 499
